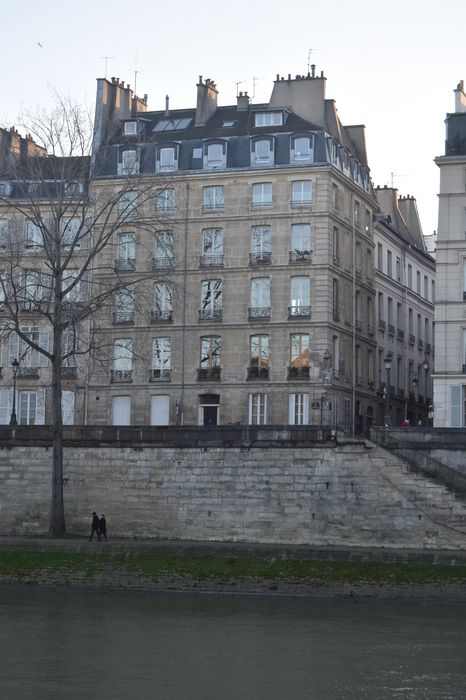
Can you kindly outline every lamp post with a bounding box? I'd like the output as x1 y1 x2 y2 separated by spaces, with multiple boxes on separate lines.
9 358 19 426
383 354 392 427
422 358 430 425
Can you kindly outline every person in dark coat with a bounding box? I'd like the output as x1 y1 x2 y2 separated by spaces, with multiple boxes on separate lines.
89 512 101 541
99 514 107 540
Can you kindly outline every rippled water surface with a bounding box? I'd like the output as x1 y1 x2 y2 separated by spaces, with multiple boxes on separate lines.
1 587 466 699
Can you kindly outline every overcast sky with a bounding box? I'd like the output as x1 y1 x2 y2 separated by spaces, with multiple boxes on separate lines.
1 0 464 236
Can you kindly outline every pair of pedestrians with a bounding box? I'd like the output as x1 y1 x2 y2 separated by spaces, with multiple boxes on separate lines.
89 512 107 541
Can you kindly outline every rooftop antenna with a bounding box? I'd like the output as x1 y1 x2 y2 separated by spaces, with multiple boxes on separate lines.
235 80 246 97
130 51 143 94
307 49 314 74
100 56 115 78
252 77 263 101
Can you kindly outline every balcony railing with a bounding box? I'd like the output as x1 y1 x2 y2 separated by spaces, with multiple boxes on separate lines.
247 366 270 380
199 254 224 268
248 306 271 321
152 256 175 270
287 365 310 379
114 258 135 271
18 367 39 379
197 367 221 381
378 319 386 331
151 309 173 323
110 369 133 383
288 250 311 264
112 310 135 325
198 308 223 322
150 368 171 382
288 305 311 319
61 366 77 379
249 252 271 266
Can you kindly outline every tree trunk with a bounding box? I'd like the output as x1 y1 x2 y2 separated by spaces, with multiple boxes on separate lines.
49 299 65 536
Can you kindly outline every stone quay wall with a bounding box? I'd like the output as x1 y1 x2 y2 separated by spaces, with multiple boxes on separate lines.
1 438 466 550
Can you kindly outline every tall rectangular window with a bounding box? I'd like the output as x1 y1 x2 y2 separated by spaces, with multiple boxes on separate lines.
291 180 312 205
114 286 134 324
252 139 273 165
396 257 401 282
201 228 224 266
203 186 224 210
117 233 135 264
333 227 340 263
288 393 309 424
407 264 413 289
290 224 311 262
200 279 222 321
157 147 176 172
387 250 392 277
249 335 270 379
153 283 173 321
154 231 174 268
289 334 310 378
119 149 138 175
156 188 175 212
250 278 270 319
151 338 171 379
332 279 339 320
200 336 221 381
25 221 43 248
252 182 272 207
119 190 137 215
250 226 271 264
290 277 310 316
291 136 313 163
377 243 383 271
424 275 429 299
416 270 421 294
248 393 268 424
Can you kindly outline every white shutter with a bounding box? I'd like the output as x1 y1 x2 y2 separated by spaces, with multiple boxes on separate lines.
35 389 46 425
150 395 169 426
302 394 309 423
288 394 295 424
112 396 131 425
9 333 19 365
39 331 49 367
62 390 75 425
0 388 12 424
451 386 462 427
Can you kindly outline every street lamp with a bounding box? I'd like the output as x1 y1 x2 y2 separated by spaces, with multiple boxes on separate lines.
9 358 19 426
422 358 430 425
383 354 392 427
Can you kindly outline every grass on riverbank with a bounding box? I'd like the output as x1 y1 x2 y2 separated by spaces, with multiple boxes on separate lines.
1 550 466 586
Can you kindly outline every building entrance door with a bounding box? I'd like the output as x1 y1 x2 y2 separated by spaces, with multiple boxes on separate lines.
203 406 218 425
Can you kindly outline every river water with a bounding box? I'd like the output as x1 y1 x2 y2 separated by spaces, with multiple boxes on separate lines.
1 587 466 699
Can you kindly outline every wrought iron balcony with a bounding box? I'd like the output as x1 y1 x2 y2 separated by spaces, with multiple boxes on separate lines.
199 254 224 268
110 369 133 383
197 367 221 381
18 367 39 379
112 310 135 325
247 366 270 380
152 256 175 270
287 365 310 379
288 305 311 319
198 307 223 322
114 258 135 271
249 252 271 266
248 306 271 321
288 250 311 264
151 309 173 323
150 368 171 382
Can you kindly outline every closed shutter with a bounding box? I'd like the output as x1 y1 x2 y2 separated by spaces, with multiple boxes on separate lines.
288 394 295 424
62 390 75 426
150 395 169 426
451 385 462 427
112 396 131 426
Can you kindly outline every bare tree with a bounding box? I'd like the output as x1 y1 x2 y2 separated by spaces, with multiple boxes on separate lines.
0 98 174 535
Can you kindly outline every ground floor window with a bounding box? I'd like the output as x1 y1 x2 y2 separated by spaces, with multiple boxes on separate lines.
288 393 308 425
248 393 267 425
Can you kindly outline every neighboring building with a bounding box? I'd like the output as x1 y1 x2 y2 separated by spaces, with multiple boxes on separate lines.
87 70 380 430
373 187 435 426
433 81 466 426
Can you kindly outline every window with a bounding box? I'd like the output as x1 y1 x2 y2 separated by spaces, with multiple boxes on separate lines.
288 393 309 424
333 227 340 263
252 139 273 166
151 338 171 380
119 190 137 215
63 268 84 303
408 264 413 289
199 336 221 380
332 279 339 320
354 201 361 226
254 111 283 127
408 308 414 335
61 390 75 425
204 142 226 169
396 257 401 282
203 186 224 210
377 243 383 271
0 220 8 248
252 183 272 207
114 286 134 324
248 393 268 424
332 183 340 210
249 335 270 379
112 396 131 425
355 242 362 274
289 334 310 378
365 209 372 233
291 224 311 259
192 147 203 159
432 280 435 303
200 280 222 321
290 276 310 316
387 250 392 277
250 278 270 319
416 270 421 295
201 228 224 266
24 270 43 305
378 292 384 321
62 218 81 248
291 180 312 205
9 327 48 370
116 233 135 270
19 390 45 425
113 339 133 376
250 226 271 264
387 297 393 325
153 117 192 132
119 149 139 176
291 135 313 163
156 188 175 212
424 275 429 299
124 121 137 135
25 221 43 248
156 146 177 173
154 231 174 268
153 283 173 321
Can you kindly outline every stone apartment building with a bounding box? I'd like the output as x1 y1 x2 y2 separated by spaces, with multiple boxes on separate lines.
0 70 436 430
433 81 466 426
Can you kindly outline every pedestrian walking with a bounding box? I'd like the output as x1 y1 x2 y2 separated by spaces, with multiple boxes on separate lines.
99 514 108 540
89 512 101 541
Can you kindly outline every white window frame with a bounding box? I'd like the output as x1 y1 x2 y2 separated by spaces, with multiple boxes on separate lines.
252 139 273 166
119 149 139 176
291 224 311 253
254 112 283 127
156 188 175 212
248 393 268 424
291 180 312 205
288 393 309 425
203 186 224 210
252 183 272 207
291 136 313 163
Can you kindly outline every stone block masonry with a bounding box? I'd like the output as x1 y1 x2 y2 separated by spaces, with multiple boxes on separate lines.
1 442 466 549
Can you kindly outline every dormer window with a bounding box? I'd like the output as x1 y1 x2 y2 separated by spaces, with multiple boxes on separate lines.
290 135 314 164
204 141 227 169
254 112 283 127
124 121 138 136
118 149 139 176
251 138 274 167
156 145 178 173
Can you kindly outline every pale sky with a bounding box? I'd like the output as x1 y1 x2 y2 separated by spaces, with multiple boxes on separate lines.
1 0 465 236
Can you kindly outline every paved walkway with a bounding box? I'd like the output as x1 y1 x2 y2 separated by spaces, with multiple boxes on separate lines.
1 535 466 566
